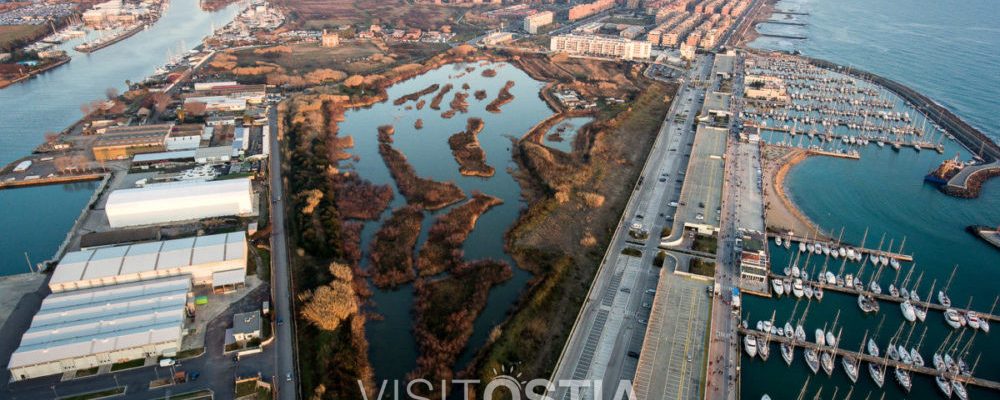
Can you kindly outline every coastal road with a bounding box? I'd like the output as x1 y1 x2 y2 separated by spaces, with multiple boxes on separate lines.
548 54 714 400
267 104 299 400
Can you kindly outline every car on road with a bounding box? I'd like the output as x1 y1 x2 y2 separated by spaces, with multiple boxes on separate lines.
190 372 200 381
668 201 678 207
287 373 293 382
627 351 640 359
277 317 284 325
695 214 705 221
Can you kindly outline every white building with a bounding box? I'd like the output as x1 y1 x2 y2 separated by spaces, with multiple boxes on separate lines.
105 178 254 228
482 31 515 46
7 276 191 381
49 231 248 292
550 34 652 61
232 311 262 343
523 11 553 34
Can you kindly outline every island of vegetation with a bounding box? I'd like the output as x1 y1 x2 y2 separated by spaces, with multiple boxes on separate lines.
485 80 515 113
412 259 513 385
447 117 494 177
369 205 425 288
377 124 466 210
429 83 453 110
394 83 440 105
416 193 503 276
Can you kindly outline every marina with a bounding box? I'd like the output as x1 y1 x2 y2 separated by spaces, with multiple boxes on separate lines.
738 327 997 391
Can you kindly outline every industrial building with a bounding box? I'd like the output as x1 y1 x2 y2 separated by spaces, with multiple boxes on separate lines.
738 231 769 295
92 124 174 161
523 11 553 34
49 231 248 292
7 276 191 382
550 34 652 61
104 178 255 228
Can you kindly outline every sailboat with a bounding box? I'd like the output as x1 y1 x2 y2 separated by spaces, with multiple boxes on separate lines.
939 265 957 307
820 350 835 376
868 360 885 388
804 348 820 374
936 375 953 398
900 300 917 322
842 330 866 383
781 341 794 365
743 334 758 358
911 327 927 367
868 315 885 357
894 367 912 393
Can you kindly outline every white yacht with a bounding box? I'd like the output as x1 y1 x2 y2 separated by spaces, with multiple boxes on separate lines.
826 330 836 348
900 300 917 322
869 280 882 294
825 271 836 285
772 278 784 296
889 284 900 298
868 338 879 357
890 258 900 270
981 319 990 333
820 351 835 376
804 285 813 299
799 242 806 253
791 265 800 278
911 347 924 367
807 243 815 253
804 349 820 374
780 342 794 365
869 363 885 388
915 307 927 322
842 355 859 383
936 376 953 398
944 309 963 329
858 294 878 313
743 334 758 358
952 380 967 400
792 279 804 298
838 247 847 258
815 329 826 346
775 236 783 246
795 325 806 342
759 338 770 361
898 346 912 365
815 286 824 301
879 255 889 266
934 352 945 370
784 322 794 339
965 312 982 330
894 368 912 393
938 290 952 307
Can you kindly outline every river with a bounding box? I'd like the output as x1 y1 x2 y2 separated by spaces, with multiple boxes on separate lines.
0 0 241 276
743 0 1000 398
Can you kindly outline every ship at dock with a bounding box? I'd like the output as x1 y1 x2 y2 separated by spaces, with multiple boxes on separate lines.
924 154 967 186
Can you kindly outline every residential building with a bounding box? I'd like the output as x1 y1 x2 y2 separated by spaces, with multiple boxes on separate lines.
523 11 553 34
321 29 340 47
550 34 651 61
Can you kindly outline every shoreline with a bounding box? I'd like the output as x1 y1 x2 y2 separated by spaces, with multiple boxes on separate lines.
762 144 829 240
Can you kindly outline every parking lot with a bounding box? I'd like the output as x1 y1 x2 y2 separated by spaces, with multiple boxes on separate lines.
633 271 712 400
675 125 727 230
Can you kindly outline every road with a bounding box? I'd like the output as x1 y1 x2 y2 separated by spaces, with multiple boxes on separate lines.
267 105 298 400
705 51 755 400
548 54 715 400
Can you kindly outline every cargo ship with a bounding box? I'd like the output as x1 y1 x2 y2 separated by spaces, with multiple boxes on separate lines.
924 154 965 186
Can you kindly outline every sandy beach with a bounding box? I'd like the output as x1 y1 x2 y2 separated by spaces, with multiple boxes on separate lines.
761 145 830 240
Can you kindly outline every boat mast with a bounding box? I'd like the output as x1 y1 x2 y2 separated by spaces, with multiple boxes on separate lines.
943 264 958 294
795 376 812 400
872 314 885 342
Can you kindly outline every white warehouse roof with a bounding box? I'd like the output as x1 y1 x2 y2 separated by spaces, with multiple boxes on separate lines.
50 231 247 292
8 276 191 370
105 178 254 228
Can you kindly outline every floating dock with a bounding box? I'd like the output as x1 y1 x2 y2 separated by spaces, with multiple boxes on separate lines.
738 327 1000 391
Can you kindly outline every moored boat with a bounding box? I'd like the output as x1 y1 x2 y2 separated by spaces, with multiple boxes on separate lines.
815 329 826 346
894 368 912 392
911 347 924 367
952 380 967 400
804 349 820 374
944 309 963 329
939 290 952 307
780 342 794 365
868 363 885 388
936 376 953 398
772 278 784 296
868 338 879 357
792 279 804 298
744 334 758 358
900 300 917 322
842 355 859 383
820 351 835 376
815 286 824 301
965 312 981 330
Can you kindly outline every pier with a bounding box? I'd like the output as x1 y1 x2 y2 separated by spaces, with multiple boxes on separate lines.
943 161 1000 198
762 271 1000 323
761 20 807 26
772 11 810 16
747 123 945 153
737 327 1000 391
758 33 807 40
0 173 106 190
765 233 914 262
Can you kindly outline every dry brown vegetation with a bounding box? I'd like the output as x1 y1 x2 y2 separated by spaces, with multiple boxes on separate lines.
377 124 466 210
411 259 512 386
414 118 424 129
470 55 676 384
369 205 424 288
485 80 515 113
331 171 393 220
447 118 494 177
394 83 440 105
473 89 487 100
481 68 497 78
448 91 469 114
428 83 453 110
416 193 502 276
278 0 465 31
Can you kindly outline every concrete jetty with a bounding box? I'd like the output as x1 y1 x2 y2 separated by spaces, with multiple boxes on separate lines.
738 327 1000 391
766 233 914 262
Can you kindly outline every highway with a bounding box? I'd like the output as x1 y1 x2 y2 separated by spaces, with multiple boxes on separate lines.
267 105 298 400
548 54 716 400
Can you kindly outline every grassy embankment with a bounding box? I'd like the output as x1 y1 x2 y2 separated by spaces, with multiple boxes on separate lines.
416 193 503 277
280 95 399 399
469 54 675 384
428 83 453 110
441 90 468 119
447 117 494 177
394 83 440 105
0 25 47 52
377 124 466 210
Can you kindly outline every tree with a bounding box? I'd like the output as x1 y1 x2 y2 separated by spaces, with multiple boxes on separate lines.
105 87 119 100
